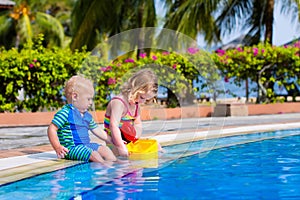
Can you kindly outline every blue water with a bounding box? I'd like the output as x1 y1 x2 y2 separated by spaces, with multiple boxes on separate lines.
79 134 300 199
1 129 300 199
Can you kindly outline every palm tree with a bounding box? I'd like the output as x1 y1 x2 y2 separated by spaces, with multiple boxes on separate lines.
216 0 300 103
161 0 222 46
32 0 76 46
0 0 66 49
70 0 157 53
216 0 300 45
161 0 300 46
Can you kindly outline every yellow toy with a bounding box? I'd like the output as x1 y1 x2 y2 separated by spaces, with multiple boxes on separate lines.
126 139 158 168
126 139 158 160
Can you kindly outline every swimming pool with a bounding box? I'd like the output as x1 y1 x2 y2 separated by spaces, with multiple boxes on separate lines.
1 129 300 199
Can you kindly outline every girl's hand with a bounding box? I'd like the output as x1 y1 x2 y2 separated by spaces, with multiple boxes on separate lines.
118 147 129 157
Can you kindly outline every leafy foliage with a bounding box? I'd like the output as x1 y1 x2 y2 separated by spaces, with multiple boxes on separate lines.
0 35 88 112
0 2 66 49
0 36 220 112
81 48 220 109
213 42 300 103
3 34 300 112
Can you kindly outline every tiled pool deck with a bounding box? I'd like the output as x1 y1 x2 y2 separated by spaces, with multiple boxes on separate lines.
1 113 300 185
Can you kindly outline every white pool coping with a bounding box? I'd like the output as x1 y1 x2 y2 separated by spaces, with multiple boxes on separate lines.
1 122 300 171
0 151 57 171
152 122 300 144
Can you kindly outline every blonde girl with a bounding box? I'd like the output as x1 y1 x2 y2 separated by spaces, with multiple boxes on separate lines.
104 69 158 157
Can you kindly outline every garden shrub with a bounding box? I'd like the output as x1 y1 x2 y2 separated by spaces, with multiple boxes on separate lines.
213 42 300 103
0 35 88 112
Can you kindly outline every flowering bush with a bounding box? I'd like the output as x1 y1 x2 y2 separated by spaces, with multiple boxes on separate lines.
0 36 220 112
88 48 220 108
0 35 88 112
5 36 300 112
213 42 300 103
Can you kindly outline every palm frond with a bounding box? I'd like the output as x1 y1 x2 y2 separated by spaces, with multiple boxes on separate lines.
35 12 65 47
216 0 253 36
0 16 13 34
70 0 113 50
280 0 300 24
17 13 33 44
163 0 220 44
0 16 16 48
144 0 157 27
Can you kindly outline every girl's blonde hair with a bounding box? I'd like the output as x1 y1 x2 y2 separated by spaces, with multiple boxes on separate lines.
121 68 158 101
64 75 94 103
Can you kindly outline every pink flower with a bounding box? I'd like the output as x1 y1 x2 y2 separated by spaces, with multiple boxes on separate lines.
237 47 243 52
294 41 300 48
100 67 106 72
253 48 258 56
100 66 112 72
106 66 112 71
152 55 157 60
107 78 116 85
33 58 37 63
216 49 225 56
29 63 34 68
125 58 135 63
172 64 177 69
187 47 199 54
162 51 170 55
139 53 147 58
261 49 265 54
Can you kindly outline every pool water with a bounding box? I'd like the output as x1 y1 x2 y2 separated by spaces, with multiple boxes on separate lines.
1 129 300 199
78 133 300 200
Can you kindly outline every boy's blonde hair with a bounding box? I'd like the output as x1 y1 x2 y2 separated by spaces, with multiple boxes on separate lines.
64 75 94 103
121 69 158 101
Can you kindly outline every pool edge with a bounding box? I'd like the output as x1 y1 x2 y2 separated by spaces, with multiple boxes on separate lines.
2 122 300 185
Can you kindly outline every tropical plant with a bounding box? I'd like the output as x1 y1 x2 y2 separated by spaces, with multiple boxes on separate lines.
81 48 220 109
213 42 300 103
216 0 300 45
162 0 221 46
0 34 88 112
1 32 221 111
70 0 157 53
0 0 66 49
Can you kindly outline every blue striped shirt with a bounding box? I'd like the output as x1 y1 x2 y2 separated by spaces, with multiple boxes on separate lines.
52 104 98 149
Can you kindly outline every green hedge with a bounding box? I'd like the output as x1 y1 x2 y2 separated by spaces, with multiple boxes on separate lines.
0 36 219 112
0 35 88 112
6 36 300 112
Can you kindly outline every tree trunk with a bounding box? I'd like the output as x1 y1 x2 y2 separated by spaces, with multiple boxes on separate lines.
136 5 145 60
257 64 273 103
167 89 180 108
265 0 274 44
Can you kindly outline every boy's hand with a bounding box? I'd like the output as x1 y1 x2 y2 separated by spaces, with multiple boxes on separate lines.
54 145 69 159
